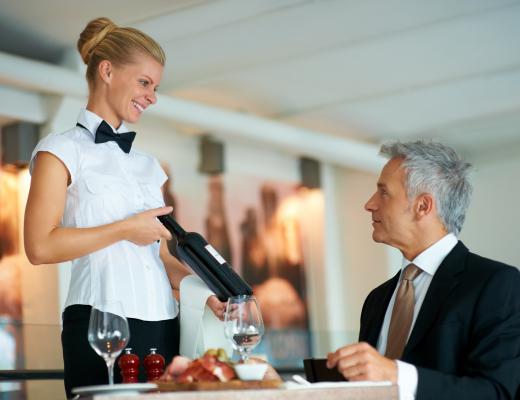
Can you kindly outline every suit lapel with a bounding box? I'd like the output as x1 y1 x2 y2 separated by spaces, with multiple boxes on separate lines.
403 241 468 357
363 272 400 347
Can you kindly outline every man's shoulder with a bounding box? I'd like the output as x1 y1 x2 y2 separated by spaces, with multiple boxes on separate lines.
445 241 518 276
465 249 519 279
365 271 400 301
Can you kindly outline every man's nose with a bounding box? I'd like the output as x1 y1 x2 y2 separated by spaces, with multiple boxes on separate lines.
365 194 376 211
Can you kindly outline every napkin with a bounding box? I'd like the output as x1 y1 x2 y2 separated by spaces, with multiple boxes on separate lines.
179 275 233 358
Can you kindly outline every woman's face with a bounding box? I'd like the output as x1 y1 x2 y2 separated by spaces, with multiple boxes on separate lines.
103 54 164 127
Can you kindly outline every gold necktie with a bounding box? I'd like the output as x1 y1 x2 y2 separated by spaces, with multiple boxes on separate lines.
385 263 422 359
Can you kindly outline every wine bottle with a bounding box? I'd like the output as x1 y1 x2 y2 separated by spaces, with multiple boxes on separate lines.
157 214 253 301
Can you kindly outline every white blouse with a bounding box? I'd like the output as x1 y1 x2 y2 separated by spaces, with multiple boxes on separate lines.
30 108 178 321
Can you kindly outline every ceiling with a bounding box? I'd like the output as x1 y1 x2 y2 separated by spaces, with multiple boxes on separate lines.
1 0 519 162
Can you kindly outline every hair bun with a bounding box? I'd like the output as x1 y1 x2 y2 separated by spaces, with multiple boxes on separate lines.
77 17 118 64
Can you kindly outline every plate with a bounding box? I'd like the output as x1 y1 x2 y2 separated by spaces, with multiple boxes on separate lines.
72 383 158 396
284 381 392 390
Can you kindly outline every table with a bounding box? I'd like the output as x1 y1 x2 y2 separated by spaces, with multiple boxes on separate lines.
89 384 398 399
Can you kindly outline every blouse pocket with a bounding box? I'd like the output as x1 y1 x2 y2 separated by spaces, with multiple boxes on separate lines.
85 179 118 194
83 177 132 223
139 182 165 209
84 176 130 197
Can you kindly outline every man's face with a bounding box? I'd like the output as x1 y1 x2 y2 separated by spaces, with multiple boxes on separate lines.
364 158 415 250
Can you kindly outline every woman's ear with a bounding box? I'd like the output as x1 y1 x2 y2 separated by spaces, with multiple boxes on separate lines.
98 60 113 84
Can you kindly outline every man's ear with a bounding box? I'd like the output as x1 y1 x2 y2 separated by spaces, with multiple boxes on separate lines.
415 193 434 218
98 60 113 84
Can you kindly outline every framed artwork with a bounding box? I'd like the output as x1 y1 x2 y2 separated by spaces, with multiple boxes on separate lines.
0 165 24 395
163 167 316 368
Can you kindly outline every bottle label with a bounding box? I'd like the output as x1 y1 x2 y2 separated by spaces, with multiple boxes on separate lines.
205 244 226 265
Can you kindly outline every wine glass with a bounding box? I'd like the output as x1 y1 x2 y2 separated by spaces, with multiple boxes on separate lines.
88 301 130 385
224 295 264 362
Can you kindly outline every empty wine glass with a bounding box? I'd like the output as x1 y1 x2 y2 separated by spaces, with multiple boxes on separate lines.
224 295 264 362
88 301 130 385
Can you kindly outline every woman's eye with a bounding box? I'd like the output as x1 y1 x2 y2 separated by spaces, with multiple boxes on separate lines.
139 80 149 87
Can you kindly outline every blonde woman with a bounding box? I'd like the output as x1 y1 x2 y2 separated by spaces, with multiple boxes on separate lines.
24 17 224 397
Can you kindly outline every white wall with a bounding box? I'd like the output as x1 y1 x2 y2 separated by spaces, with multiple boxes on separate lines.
461 156 520 269
333 167 396 345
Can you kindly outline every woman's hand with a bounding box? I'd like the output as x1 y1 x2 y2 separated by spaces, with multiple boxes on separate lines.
123 206 173 245
245 357 281 380
206 295 227 321
160 356 192 381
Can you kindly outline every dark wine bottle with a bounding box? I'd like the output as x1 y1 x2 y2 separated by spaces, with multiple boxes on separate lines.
157 214 253 301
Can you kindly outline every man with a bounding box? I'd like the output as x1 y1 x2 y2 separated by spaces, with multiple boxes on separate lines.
327 141 520 399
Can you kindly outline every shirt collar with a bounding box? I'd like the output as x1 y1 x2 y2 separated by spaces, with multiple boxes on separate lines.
401 233 458 276
76 108 131 139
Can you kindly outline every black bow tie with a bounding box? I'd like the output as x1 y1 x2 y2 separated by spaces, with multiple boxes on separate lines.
77 121 136 153
94 120 136 153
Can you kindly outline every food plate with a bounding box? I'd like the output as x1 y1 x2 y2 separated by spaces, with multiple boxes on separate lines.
72 383 158 396
156 379 283 392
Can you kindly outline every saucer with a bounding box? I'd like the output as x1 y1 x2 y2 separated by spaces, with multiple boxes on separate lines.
72 383 157 396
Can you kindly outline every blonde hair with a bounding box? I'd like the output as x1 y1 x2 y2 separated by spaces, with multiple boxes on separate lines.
77 17 166 87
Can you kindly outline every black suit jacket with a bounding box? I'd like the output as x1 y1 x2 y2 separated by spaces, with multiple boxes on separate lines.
359 242 520 400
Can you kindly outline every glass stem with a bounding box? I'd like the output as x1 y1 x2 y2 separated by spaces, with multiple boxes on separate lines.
107 358 115 385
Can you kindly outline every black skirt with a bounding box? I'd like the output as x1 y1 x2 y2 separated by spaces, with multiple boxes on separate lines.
61 305 179 399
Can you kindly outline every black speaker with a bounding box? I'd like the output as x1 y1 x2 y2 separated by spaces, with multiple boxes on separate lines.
299 157 321 189
198 135 224 175
1 122 39 166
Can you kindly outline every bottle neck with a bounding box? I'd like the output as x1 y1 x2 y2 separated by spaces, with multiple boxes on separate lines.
159 214 186 238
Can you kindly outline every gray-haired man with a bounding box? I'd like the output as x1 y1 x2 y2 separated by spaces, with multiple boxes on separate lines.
327 141 520 399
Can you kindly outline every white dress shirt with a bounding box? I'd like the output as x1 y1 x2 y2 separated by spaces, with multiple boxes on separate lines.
376 233 458 400
30 108 178 321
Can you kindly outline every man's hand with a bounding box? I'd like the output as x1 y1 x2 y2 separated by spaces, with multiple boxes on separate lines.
326 342 397 383
206 295 227 320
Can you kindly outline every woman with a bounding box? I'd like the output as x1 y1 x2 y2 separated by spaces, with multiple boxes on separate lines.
24 17 225 398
